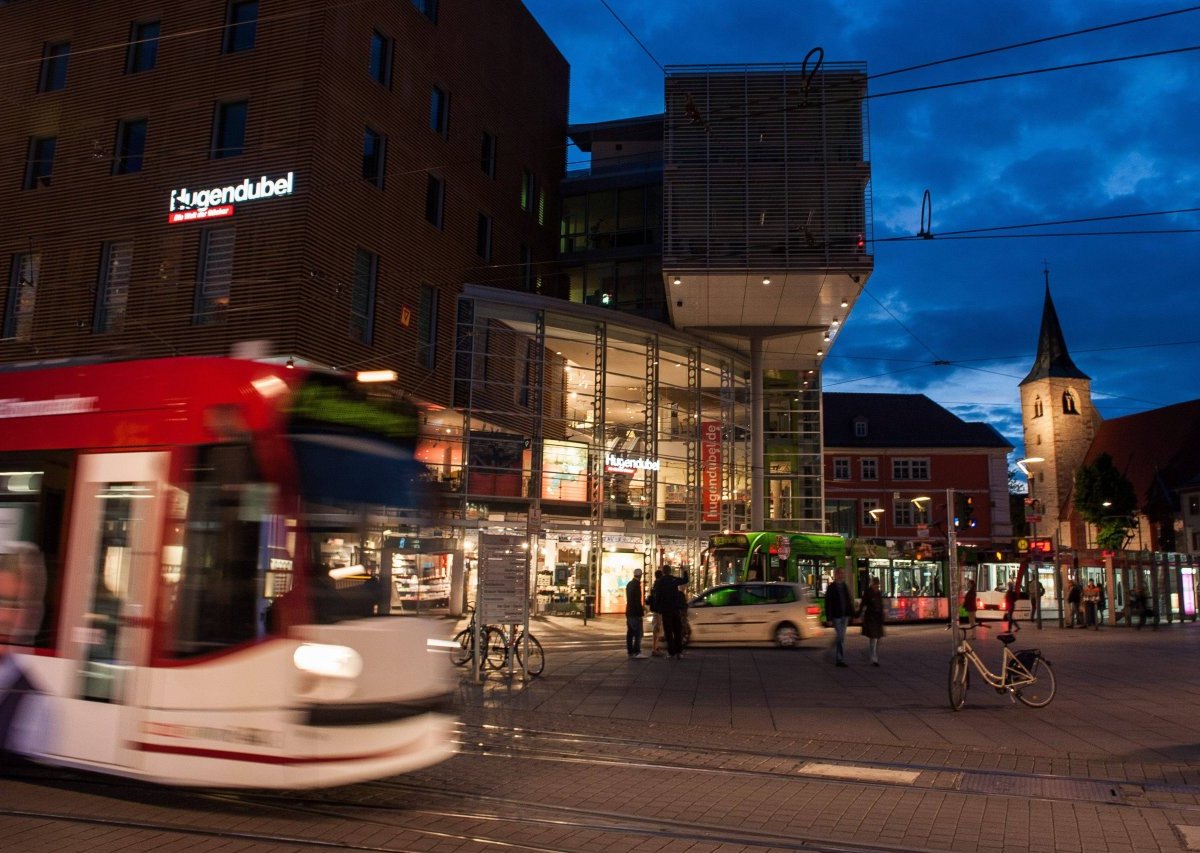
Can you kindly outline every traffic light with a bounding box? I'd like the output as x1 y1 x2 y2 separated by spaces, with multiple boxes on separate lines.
954 494 977 529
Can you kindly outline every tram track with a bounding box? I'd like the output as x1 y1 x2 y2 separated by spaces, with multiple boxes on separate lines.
449 719 1200 812
0 769 938 853
3 717 1200 851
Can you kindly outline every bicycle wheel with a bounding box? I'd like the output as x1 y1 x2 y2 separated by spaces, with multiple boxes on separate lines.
483 627 509 670
449 627 473 667
515 632 545 677
1015 656 1056 708
949 653 969 710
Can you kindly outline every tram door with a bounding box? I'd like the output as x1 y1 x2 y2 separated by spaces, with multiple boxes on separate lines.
55 451 167 768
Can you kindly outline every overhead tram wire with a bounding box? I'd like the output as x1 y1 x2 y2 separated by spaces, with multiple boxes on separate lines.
683 43 1200 133
597 0 664 73
869 5 1200 80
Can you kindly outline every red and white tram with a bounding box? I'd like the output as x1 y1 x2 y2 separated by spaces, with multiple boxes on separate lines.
0 357 455 788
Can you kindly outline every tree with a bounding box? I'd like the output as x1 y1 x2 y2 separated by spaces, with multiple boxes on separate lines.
1073 453 1138 550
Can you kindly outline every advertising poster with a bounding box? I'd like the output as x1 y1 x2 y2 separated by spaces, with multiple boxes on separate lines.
541 439 588 501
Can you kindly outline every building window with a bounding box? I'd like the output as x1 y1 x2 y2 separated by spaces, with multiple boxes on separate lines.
892 458 930 480
112 119 148 175
538 188 547 226
194 228 235 325
1033 395 1043 418
24 136 56 189
94 241 133 333
39 42 70 92
418 284 437 369
369 30 393 87
476 213 492 261
126 21 160 73
211 100 247 158
223 1 258 53
350 249 377 344
832 457 850 480
520 170 535 212
853 417 868 438
480 131 496 177
3 254 40 342
412 0 437 23
862 499 880 528
430 86 449 137
424 174 444 228
362 127 386 186
861 457 878 480
892 497 916 527
1062 390 1078 414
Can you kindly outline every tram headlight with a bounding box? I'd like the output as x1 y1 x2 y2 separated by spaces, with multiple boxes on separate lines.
293 643 363 679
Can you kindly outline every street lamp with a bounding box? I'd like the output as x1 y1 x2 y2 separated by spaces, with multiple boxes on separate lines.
868 507 885 534
1017 457 1046 629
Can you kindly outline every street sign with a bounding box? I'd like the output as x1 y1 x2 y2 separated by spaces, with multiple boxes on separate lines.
1027 514 1043 523
917 524 929 538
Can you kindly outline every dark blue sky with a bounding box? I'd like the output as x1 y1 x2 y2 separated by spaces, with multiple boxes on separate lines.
524 1 1200 456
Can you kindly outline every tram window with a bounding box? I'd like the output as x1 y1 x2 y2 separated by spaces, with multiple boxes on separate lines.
0 450 71 648
168 444 273 658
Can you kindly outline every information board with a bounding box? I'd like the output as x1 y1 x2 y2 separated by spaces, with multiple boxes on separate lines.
478 533 528 624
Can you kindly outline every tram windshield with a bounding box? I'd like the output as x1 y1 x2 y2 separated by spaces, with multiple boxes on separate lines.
166 375 430 657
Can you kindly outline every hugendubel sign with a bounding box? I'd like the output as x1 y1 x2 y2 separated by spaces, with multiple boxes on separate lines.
701 421 722 522
167 171 296 224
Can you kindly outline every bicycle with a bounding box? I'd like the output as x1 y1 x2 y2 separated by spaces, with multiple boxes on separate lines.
948 625 1055 710
449 609 504 668
484 622 545 677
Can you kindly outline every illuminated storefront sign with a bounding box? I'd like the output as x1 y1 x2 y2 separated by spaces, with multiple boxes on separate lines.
167 170 296 224
701 421 722 522
605 453 659 474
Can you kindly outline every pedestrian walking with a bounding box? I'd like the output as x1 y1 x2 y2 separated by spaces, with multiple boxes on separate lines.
960 579 977 627
1083 580 1099 629
825 568 854 667
652 565 689 659
1066 579 1082 628
1131 583 1157 630
1097 582 1107 628
1004 581 1020 632
857 576 885 666
625 568 646 658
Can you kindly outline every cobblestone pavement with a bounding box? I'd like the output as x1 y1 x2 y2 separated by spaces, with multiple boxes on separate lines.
445 613 1200 851
2 614 1197 852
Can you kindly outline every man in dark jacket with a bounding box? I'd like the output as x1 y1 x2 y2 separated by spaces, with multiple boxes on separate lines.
625 569 646 658
652 565 689 659
825 568 854 667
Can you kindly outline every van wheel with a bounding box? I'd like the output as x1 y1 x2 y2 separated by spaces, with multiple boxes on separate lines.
774 624 800 648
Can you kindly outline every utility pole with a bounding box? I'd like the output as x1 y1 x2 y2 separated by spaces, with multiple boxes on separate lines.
947 487 958 653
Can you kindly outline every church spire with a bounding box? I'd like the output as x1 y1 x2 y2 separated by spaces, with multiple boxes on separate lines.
1020 266 1089 386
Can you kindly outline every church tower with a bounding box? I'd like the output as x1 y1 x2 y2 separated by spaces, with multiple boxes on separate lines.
1019 273 1101 548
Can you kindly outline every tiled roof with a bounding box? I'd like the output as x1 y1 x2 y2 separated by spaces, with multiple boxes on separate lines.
1084 399 1200 508
823 392 1012 449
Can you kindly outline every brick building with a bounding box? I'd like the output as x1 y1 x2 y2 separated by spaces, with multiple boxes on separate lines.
0 0 567 413
823 392 1014 553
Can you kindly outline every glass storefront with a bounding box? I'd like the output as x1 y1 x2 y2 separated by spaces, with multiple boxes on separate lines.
426 287 822 614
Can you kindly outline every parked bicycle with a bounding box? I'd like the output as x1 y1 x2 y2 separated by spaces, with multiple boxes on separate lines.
485 622 545 677
449 609 504 668
948 625 1055 710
